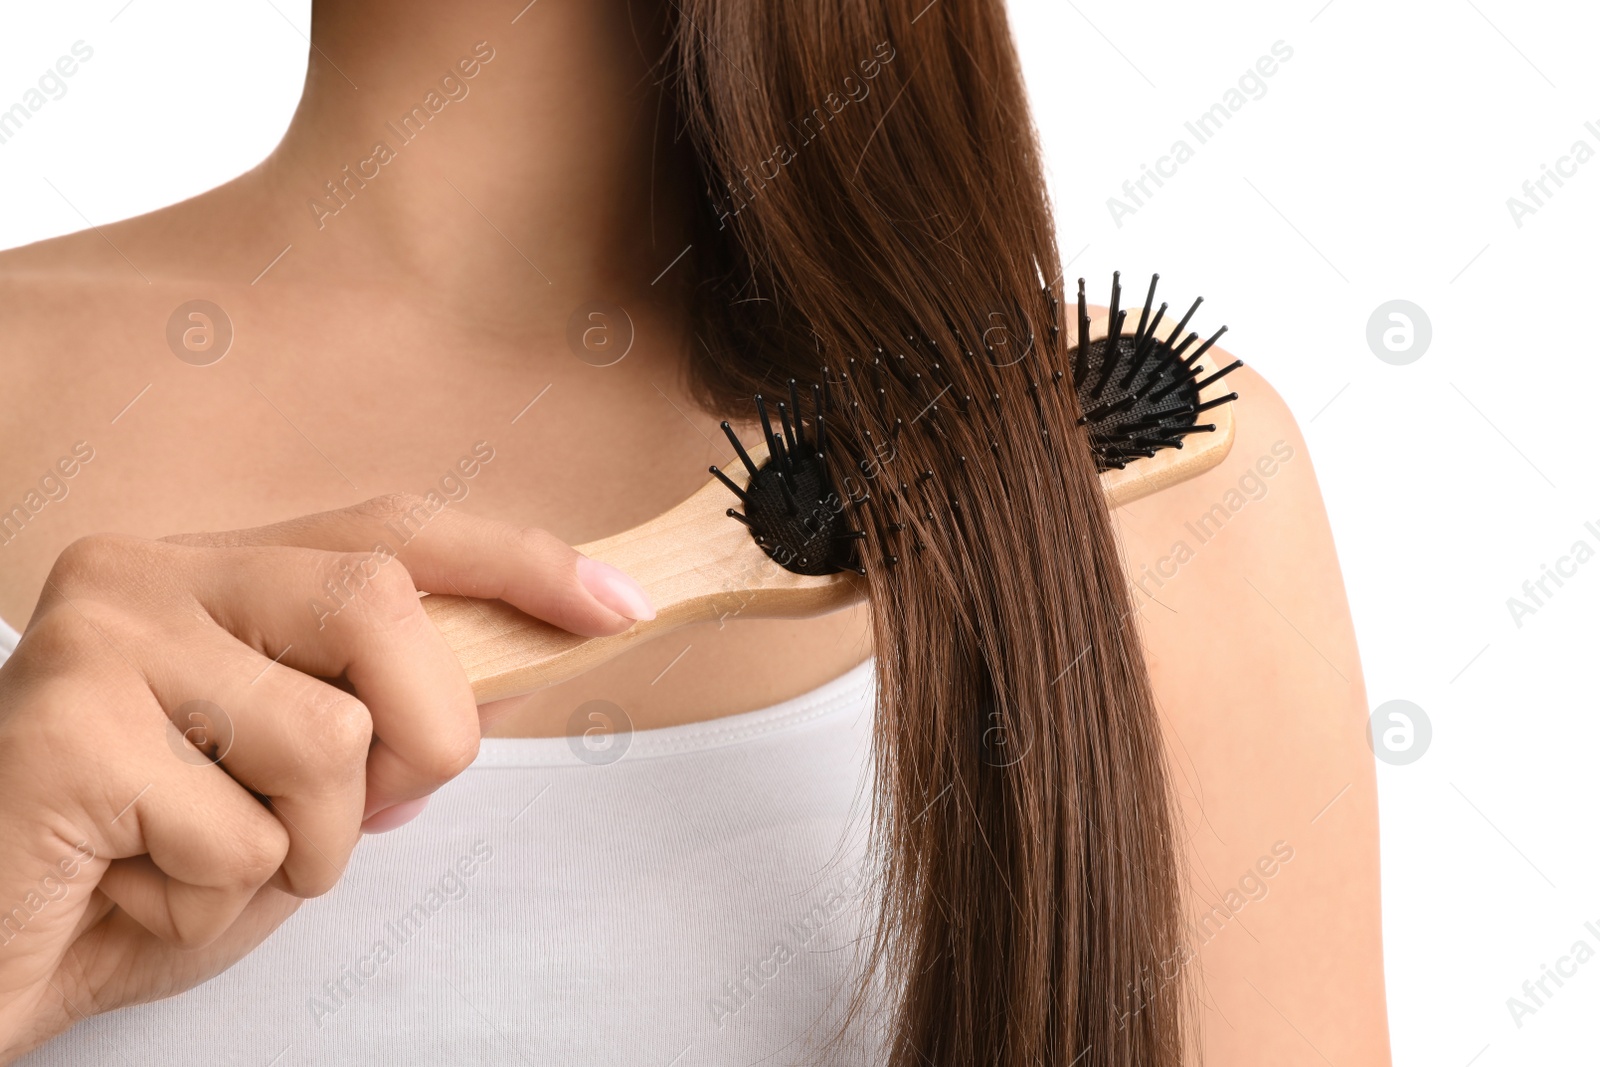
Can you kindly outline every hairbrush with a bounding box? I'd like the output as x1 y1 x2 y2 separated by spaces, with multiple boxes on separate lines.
424 273 1241 702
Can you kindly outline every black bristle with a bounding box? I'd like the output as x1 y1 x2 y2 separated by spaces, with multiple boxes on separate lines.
721 421 758 478
710 466 748 501
786 379 805 449
1074 278 1091 386
770 430 791 473
1124 302 1168 388
1166 296 1204 350
1133 273 1158 349
1185 325 1229 369
754 395 779 457
1099 270 1122 398
778 400 798 455
1090 309 1127 401
1166 330 1201 365
1195 392 1239 413
1193 359 1245 393
775 470 800 515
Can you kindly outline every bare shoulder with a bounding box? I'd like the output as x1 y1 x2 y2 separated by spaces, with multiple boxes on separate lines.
0 240 172 500
0 223 162 395
0 185 275 439
1113 361 1393 1064
0 219 228 629
0 175 268 382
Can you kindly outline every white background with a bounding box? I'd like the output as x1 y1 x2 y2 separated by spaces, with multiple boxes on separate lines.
1 1 1595 1063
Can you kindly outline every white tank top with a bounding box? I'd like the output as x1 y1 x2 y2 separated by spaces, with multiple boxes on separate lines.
0 617 888 1065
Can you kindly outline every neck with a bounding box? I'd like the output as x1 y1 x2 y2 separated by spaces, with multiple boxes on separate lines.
254 0 693 331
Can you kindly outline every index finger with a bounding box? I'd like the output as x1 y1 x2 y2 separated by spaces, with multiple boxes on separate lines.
166 493 655 635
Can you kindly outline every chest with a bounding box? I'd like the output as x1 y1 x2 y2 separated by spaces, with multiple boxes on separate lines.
15 694 889 1064
0 291 709 626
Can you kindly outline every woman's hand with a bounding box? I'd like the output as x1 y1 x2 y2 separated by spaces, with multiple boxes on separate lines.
0 494 650 1061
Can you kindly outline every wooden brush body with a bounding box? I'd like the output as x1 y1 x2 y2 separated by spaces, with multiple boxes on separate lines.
425 310 1236 702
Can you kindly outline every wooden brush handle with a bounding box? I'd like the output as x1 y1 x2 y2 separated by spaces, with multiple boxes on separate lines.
426 312 1235 702
422 453 859 702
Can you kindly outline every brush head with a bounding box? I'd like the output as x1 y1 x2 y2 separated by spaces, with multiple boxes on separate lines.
1069 271 1241 471
712 380 864 577
738 451 857 576
713 272 1241 577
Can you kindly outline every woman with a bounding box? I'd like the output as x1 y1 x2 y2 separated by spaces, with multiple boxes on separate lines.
0 0 1390 1063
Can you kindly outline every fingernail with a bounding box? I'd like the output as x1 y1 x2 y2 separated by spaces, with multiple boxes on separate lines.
576 555 656 622
363 796 430 834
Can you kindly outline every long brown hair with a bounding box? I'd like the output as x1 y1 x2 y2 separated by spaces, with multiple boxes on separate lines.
660 2 1189 1062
